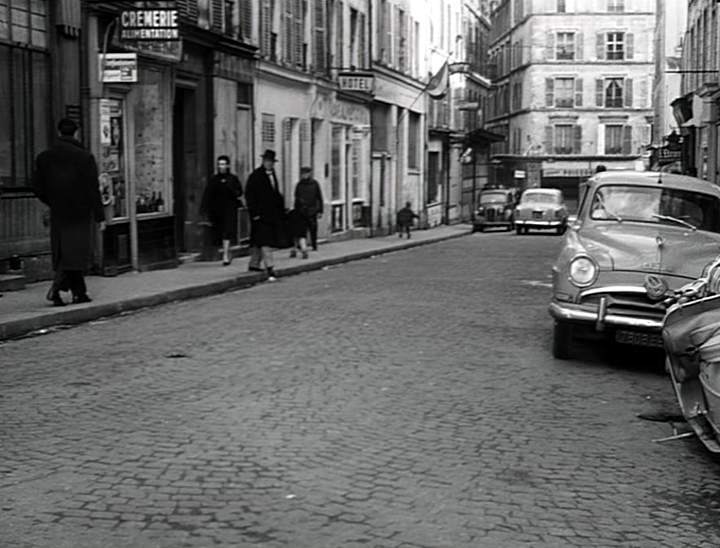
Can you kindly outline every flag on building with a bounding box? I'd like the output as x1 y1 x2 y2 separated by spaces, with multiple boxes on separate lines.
427 62 449 99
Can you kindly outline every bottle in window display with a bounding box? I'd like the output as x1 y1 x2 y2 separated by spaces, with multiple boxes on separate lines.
157 192 165 212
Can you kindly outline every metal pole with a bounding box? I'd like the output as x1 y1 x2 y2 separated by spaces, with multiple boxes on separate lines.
471 148 476 221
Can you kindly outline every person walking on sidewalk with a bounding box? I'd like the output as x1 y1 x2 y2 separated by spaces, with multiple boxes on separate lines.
294 166 323 251
396 201 419 239
245 150 286 281
32 118 105 306
200 155 244 266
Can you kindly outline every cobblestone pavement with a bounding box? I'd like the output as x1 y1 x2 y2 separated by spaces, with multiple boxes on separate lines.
2 232 720 548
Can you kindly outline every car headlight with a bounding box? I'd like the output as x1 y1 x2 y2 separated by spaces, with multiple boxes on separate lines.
569 255 598 287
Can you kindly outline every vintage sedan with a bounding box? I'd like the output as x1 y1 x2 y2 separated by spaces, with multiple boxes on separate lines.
514 188 569 235
548 170 720 359
472 188 516 232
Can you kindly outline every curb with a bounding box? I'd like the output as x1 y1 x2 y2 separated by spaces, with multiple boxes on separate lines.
0 228 470 341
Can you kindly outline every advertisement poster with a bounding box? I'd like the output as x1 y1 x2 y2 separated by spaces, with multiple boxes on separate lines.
100 99 112 145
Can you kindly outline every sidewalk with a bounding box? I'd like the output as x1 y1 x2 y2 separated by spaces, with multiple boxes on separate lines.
0 224 471 341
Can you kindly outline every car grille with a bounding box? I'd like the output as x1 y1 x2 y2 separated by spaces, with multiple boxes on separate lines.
486 208 497 221
579 291 666 321
532 210 544 219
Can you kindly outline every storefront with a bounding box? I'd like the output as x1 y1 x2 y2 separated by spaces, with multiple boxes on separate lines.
88 7 181 274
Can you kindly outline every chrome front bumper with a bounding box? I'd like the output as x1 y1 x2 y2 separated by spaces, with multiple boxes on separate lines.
548 300 663 331
515 219 563 228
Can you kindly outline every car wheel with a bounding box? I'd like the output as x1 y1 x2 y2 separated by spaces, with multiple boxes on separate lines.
516 225 523 235
478 224 485 232
552 321 573 359
523 226 529 235
556 225 566 235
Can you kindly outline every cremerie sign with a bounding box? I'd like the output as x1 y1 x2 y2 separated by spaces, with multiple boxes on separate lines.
120 8 179 41
338 72 374 94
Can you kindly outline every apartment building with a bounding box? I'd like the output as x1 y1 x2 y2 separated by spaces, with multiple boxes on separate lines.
675 0 720 182
487 0 656 206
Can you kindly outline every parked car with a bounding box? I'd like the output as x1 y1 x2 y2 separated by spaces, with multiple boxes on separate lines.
473 188 517 232
514 188 568 235
548 170 720 359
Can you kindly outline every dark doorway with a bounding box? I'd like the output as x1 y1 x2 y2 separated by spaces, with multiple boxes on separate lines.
172 86 198 252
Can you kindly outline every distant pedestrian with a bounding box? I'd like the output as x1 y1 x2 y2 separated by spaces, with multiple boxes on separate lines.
245 150 286 281
200 155 244 266
396 201 419 239
32 118 105 306
294 166 324 251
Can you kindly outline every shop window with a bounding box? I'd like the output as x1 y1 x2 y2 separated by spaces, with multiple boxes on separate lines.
407 112 419 169
99 98 128 219
133 66 171 215
0 45 50 188
331 124 342 200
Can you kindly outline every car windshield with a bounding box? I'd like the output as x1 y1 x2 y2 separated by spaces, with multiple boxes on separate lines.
521 192 559 204
589 184 720 232
480 192 508 204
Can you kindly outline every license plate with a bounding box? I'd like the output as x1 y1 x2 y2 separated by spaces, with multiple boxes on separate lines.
615 330 663 348
532 211 543 219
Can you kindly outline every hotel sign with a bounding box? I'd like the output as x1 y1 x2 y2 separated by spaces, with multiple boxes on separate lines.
338 72 374 94
120 8 179 41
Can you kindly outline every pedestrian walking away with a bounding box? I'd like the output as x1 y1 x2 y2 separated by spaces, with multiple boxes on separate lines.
32 118 105 306
294 166 324 251
287 208 309 259
396 201 420 239
245 149 287 281
200 155 244 266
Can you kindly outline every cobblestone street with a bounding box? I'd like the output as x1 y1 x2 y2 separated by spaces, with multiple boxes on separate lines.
2 233 720 547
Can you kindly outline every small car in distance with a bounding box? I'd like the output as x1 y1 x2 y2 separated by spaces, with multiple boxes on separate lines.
472 188 516 232
514 188 568 235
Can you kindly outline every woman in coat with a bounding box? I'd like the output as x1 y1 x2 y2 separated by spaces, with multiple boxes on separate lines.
200 155 244 265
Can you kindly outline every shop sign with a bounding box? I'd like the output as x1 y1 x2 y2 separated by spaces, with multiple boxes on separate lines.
119 7 179 41
543 167 593 178
338 72 374 94
658 148 682 165
98 53 138 83
514 169 526 179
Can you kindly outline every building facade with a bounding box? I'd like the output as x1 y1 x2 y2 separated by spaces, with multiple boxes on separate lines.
675 0 720 183
487 0 656 208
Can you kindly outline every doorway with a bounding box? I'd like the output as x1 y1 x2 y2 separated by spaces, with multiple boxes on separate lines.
172 86 198 252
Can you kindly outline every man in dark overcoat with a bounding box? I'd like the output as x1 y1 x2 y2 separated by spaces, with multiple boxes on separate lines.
32 118 105 306
245 149 286 281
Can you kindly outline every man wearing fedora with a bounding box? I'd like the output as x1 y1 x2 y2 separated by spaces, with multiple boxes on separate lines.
245 149 286 281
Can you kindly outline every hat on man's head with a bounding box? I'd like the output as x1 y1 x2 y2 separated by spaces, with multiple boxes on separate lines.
261 149 278 162
57 118 79 136
300 166 312 174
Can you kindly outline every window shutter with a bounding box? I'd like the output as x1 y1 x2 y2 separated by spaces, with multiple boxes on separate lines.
639 77 648 108
294 0 303 67
625 32 634 60
624 78 633 107
575 32 583 60
313 0 326 71
622 125 632 154
240 0 252 41
575 78 583 107
544 125 553 154
573 125 582 154
546 31 555 60
595 78 604 107
596 32 605 60
177 0 198 22
546 78 555 107
262 0 273 57
211 0 224 31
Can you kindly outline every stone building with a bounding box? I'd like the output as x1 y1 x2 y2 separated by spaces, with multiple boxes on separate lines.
487 0 656 208
675 0 720 182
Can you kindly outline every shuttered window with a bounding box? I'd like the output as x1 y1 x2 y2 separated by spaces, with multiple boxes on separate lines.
313 0 327 72
260 0 276 60
238 0 252 42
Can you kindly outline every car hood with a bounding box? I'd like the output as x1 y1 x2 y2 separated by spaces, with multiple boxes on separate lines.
578 222 720 278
